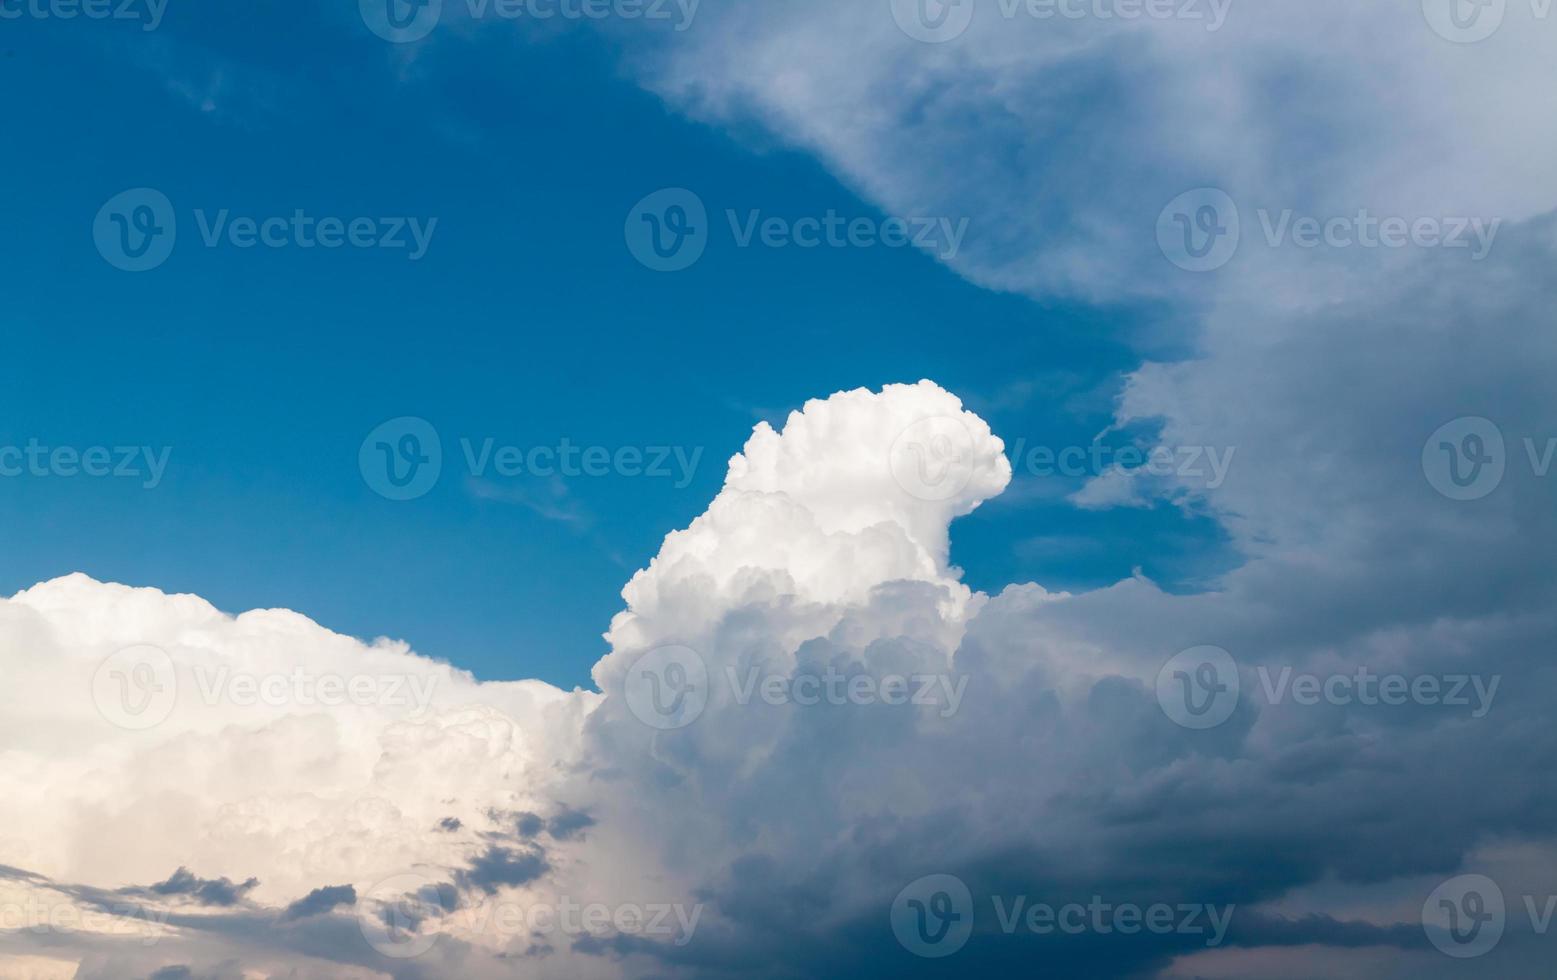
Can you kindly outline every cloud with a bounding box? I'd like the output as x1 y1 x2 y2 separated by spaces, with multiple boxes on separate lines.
600 0 1557 307
139 869 259 908
3 360 1554 976
281 885 358 922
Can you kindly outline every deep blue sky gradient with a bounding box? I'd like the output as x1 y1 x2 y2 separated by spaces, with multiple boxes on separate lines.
0 9 1233 685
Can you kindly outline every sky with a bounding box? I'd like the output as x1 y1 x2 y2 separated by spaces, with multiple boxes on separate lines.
2 2 1228 689
2 1 1557 978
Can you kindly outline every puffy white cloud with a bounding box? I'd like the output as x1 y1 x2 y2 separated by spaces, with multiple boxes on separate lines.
4 368 1554 977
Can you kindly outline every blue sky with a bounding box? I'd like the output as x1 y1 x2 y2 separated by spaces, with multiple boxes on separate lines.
2 9 1230 687
4 3 1557 979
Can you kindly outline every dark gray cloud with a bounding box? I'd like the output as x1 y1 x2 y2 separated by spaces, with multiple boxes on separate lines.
281 884 357 922
454 845 550 896
137 868 260 907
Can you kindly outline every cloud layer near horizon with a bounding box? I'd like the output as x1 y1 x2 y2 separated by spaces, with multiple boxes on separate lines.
3 363 1556 978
